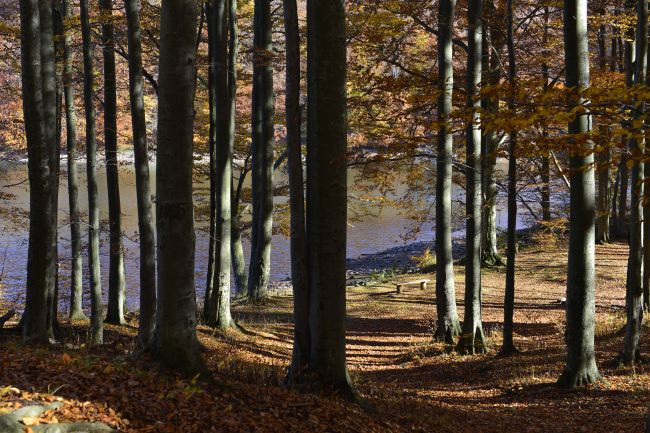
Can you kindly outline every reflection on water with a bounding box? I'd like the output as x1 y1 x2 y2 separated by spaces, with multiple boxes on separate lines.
0 158 517 310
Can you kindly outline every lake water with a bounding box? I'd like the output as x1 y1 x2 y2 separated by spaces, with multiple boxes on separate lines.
0 157 521 310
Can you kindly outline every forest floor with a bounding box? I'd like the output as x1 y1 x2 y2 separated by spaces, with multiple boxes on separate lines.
1 234 649 432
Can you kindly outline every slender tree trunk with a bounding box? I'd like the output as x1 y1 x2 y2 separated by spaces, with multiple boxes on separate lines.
124 0 156 346
80 0 103 345
205 0 235 330
540 6 551 223
61 0 86 322
101 0 127 325
154 0 204 374
305 0 355 399
457 0 486 355
622 0 647 365
204 1 219 323
231 167 249 296
50 0 64 338
480 1 504 267
434 0 461 344
502 0 518 355
557 0 602 388
595 9 612 244
20 0 56 345
248 0 274 303
284 0 310 383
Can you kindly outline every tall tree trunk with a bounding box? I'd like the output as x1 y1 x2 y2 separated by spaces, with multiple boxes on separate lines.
154 0 204 374
61 0 86 322
540 6 551 223
205 0 235 330
434 0 461 344
124 0 156 346
284 0 310 383
20 0 56 345
457 0 485 355
50 0 64 339
614 6 635 240
480 0 504 267
595 8 612 244
101 0 127 325
80 0 103 345
305 0 355 399
622 0 647 365
502 0 518 355
248 0 274 303
557 0 602 388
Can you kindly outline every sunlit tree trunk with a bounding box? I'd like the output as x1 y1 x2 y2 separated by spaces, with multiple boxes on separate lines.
101 0 127 325
457 0 485 355
231 171 249 297
154 0 204 374
434 0 461 344
248 0 274 302
61 0 86 322
557 0 602 388
80 0 103 345
124 0 156 346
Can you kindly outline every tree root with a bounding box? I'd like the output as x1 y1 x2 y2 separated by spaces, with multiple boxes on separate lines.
0 402 119 433
556 368 605 389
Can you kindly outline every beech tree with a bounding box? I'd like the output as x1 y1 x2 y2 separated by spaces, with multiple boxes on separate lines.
20 0 58 344
621 0 646 366
124 0 156 347
457 0 486 354
435 0 461 343
154 0 204 373
284 0 310 383
248 0 275 302
557 0 602 388
80 0 103 345
101 0 127 326
62 0 86 322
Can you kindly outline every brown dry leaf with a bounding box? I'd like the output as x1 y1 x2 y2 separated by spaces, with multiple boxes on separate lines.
21 416 39 426
60 353 72 365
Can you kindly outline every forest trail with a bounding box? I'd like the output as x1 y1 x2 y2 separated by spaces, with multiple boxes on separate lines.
1 239 647 432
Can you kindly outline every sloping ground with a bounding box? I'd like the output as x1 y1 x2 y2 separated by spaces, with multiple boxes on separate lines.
1 240 649 432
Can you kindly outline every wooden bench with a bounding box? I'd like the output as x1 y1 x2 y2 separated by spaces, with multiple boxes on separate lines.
395 279 430 294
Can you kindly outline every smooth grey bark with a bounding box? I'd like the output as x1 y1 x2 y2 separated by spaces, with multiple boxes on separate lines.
434 0 461 344
80 0 103 345
20 0 56 345
557 0 602 388
124 0 156 346
100 0 126 326
204 0 235 330
284 0 310 383
248 0 274 303
502 0 518 355
622 0 647 365
457 0 485 355
154 0 204 374
305 0 355 399
61 0 86 322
